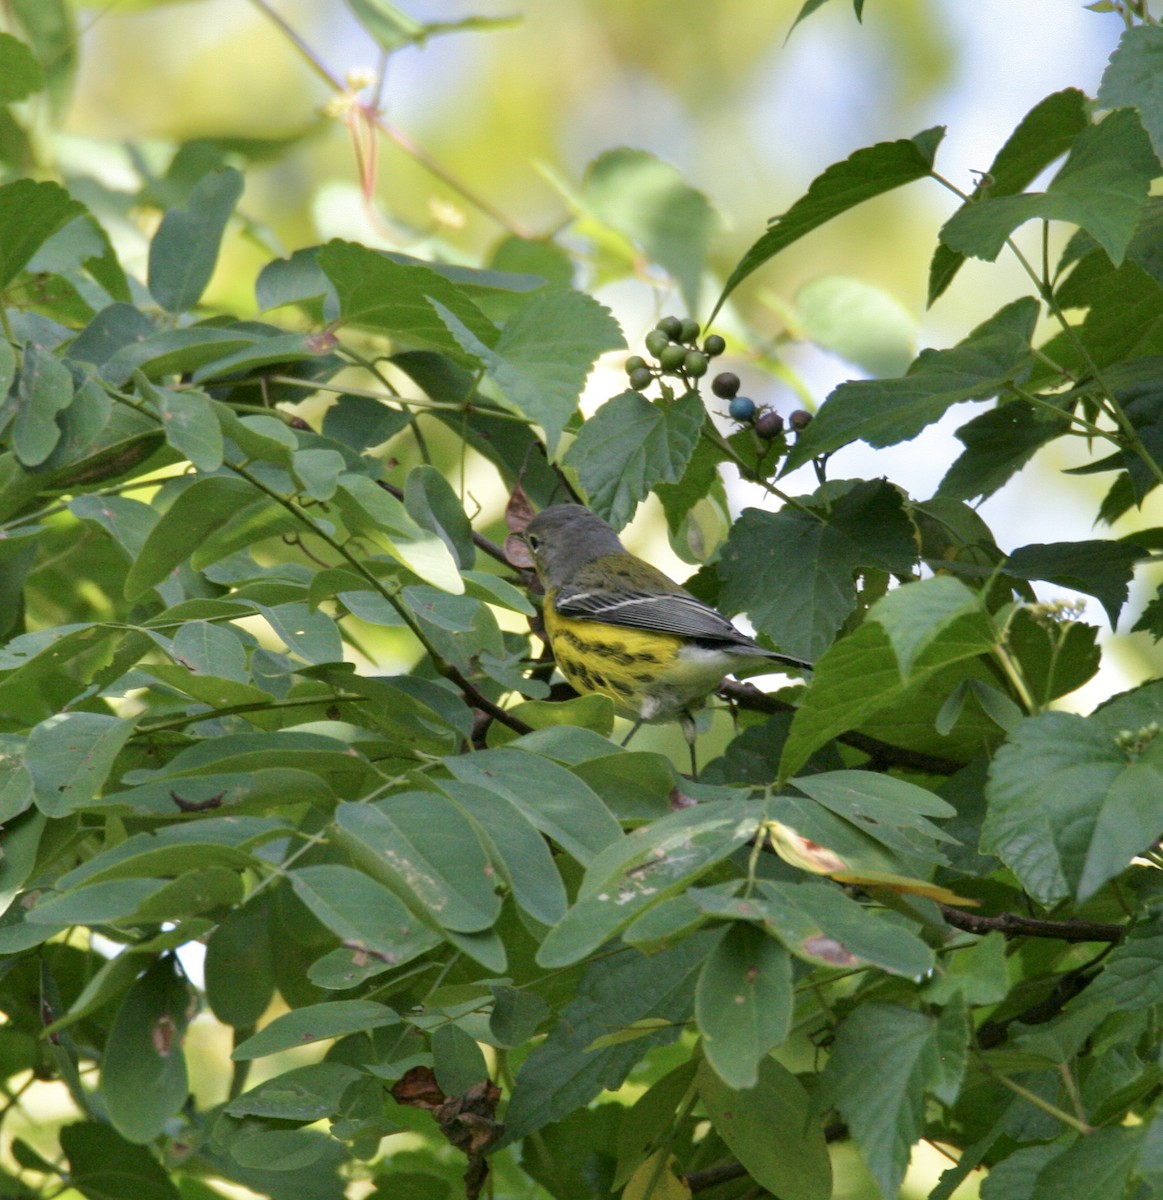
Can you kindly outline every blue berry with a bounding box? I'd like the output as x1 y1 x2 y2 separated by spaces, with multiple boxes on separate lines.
729 395 756 422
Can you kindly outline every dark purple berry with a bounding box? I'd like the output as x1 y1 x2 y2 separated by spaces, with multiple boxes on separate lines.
789 409 813 431
711 372 741 399
755 409 784 439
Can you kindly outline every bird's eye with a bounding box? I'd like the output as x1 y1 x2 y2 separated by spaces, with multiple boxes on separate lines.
525 534 540 552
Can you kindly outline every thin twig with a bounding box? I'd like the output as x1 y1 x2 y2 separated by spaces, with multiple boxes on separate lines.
938 905 1124 943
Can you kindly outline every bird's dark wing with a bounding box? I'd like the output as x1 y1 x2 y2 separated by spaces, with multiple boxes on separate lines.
556 585 766 646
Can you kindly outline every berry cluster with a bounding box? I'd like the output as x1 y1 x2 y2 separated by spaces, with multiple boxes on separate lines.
709 370 811 440
625 316 725 391
623 315 813 445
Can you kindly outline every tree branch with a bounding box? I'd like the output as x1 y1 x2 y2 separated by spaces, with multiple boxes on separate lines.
938 905 1124 943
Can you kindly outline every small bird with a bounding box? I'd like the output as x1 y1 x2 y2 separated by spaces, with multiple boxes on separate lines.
523 503 810 774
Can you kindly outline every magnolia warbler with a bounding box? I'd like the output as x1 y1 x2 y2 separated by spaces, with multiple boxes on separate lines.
523 504 810 773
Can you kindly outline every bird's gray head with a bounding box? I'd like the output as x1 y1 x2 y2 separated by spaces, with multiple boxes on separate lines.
523 504 625 590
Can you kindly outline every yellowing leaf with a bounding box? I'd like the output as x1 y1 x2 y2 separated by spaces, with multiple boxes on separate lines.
764 819 848 875
623 1151 692 1200
831 869 980 906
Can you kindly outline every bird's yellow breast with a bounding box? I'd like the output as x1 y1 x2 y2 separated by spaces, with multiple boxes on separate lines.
541 593 739 722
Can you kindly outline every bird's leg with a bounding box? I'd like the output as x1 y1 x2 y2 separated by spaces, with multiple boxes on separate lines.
620 718 644 747
679 709 698 780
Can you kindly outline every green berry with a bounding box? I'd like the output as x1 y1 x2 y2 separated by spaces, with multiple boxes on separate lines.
684 350 708 377
679 318 700 344
755 409 784 439
645 329 669 358
625 355 647 375
629 366 654 391
789 409 813 431
657 315 683 339
711 371 740 399
659 344 688 371
729 395 757 422
702 334 726 357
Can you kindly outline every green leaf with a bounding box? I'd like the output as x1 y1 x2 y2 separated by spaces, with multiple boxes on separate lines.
691 880 934 978
489 984 551 1049
791 769 956 846
502 937 711 1142
982 710 1163 903
0 34 44 103
1004 539 1146 626
332 473 464 593
938 399 1069 503
403 464 474 569
795 275 917 377
13 342 74 467
191 331 334 384
226 1062 363 1121
205 895 276 1028
783 297 1039 471
697 1056 831 1200
55 819 280 890
711 128 944 319
930 89 1091 304
0 178 84 290
255 246 338 318
26 883 154 936
290 864 442 969
318 239 496 363
695 923 792 1089
439 779 568 926
334 795 503 933
170 618 248 681
321 393 411 452
432 1023 488 1096
9 0 75 118
582 148 718 313
1069 922 1163 1013
254 602 342 665
778 606 993 779
232 999 399 1060
941 109 1159 268
436 287 623 455
100 957 191 1143
536 798 761 968
445 747 623 866
1030 1125 1144 1200
26 712 136 818
148 166 244 313
124 475 257 601
60 1122 181 1200
101 327 259 388
718 480 918 660
565 390 704 529
144 380 224 472
227 1129 331 1171
1098 25 1163 163
924 932 1010 1005
816 1003 944 1200
866 574 993 675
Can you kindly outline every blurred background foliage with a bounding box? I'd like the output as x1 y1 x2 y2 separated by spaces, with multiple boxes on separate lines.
3 4 1156 1195
49 0 1153 712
